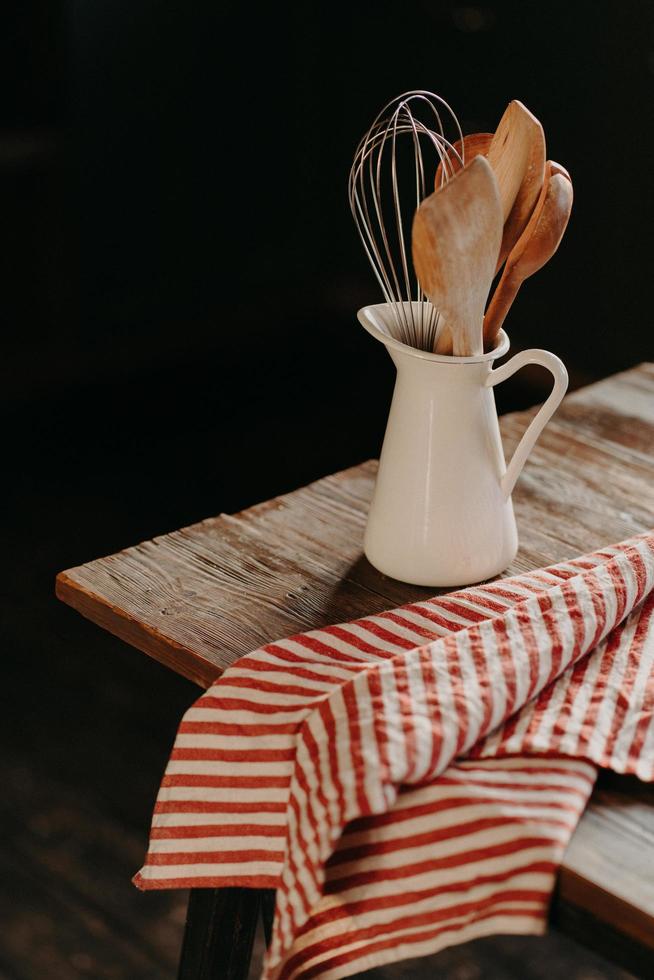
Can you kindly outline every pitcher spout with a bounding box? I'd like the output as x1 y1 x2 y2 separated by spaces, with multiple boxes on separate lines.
357 302 510 362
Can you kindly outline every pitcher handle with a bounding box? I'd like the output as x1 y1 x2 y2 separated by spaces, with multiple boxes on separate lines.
486 349 568 500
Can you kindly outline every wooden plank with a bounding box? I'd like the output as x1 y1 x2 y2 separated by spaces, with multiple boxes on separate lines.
551 901 654 978
56 363 654 958
55 460 436 686
558 774 654 951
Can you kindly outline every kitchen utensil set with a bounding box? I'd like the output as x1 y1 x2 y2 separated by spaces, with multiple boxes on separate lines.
350 92 571 586
351 91 573 357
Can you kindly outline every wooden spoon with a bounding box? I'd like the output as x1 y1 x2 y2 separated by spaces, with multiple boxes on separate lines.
434 133 493 187
412 155 502 357
550 161 571 181
487 100 546 268
483 160 573 350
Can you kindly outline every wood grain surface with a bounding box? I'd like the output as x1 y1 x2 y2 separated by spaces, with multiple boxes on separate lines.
57 362 654 959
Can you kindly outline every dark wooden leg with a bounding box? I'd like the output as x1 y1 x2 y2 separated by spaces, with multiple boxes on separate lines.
260 889 277 948
178 887 261 980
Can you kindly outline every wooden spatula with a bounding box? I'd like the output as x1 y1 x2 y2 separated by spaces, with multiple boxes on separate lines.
487 100 546 268
412 155 502 357
483 161 573 350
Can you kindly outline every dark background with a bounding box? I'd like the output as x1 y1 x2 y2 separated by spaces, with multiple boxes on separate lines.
2 2 653 977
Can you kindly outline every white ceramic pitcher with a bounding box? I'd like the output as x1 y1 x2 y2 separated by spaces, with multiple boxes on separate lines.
359 302 568 587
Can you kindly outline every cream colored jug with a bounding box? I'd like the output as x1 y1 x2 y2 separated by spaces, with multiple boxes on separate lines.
359 303 568 587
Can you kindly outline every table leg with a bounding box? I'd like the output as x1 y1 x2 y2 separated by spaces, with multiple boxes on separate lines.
177 887 261 980
260 889 277 947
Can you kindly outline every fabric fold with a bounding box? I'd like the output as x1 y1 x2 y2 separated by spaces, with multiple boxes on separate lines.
266 535 654 975
135 530 654 980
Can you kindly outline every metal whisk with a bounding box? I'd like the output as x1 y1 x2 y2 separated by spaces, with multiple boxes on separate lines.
348 91 465 351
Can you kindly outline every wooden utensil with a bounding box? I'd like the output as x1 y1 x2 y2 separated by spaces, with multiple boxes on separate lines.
487 100 546 267
434 105 545 271
550 161 571 181
412 155 502 357
483 160 573 349
434 133 493 187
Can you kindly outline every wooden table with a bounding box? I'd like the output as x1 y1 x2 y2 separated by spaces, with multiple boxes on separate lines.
57 363 654 977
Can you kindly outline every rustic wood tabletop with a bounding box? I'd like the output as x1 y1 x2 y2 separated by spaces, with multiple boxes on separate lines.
57 363 654 973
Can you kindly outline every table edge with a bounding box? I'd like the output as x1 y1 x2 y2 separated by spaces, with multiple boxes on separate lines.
558 865 654 951
56 571 216 688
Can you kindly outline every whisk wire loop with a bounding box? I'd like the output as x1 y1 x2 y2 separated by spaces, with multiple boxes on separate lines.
349 90 466 351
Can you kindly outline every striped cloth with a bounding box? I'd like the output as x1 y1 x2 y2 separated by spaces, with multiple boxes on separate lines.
135 531 654 980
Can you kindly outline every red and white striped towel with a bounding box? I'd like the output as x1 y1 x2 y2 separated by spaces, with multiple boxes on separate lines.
136 531 654 980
